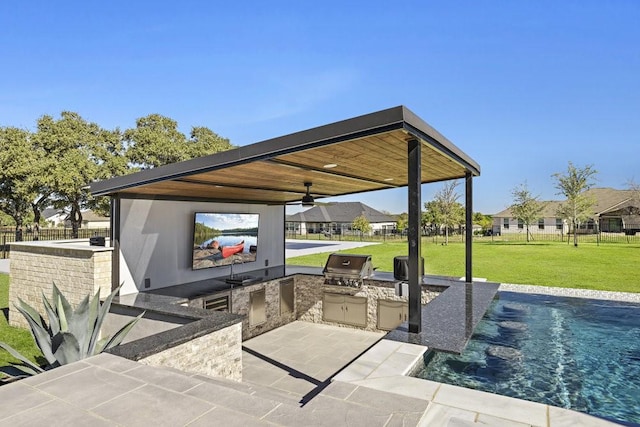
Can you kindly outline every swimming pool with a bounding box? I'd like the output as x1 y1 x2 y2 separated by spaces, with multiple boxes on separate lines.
413 291 640 425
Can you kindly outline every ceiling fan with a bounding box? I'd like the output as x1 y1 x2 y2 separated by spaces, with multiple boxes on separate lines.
301 182 315 207
284 182 330 207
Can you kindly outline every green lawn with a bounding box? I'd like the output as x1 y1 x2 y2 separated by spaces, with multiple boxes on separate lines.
0 274 43 372
2 241 638 372
287 240 640 293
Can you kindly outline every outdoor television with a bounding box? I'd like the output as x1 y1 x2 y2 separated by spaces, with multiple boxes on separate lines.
191 212 259 270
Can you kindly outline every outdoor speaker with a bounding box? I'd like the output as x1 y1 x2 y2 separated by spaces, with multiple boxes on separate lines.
89 236 106 246
393 256 424 280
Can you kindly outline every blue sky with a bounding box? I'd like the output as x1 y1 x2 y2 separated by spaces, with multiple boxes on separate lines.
1 1 638 215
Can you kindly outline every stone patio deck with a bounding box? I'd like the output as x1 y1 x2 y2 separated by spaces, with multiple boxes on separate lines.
0 322 619 426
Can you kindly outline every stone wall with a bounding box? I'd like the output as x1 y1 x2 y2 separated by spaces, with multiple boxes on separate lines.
8 241 113 328
294 275 324 324
231 278 296 340
295 275 440 332
138 322 242 381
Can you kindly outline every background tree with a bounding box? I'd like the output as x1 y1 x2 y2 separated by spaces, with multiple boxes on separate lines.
124 114 187 168
89 127 130 217
0 211 14 228
0 127 46 240
352 214 372 240
431 180 464 245
472 212 493 234
623 178 640 231
510 182 546 242
395 212 408 234
125 115 233 169
34 112 129 238
189 126 233 158
552 162 597 247
423 200 441 237
628 179 640 199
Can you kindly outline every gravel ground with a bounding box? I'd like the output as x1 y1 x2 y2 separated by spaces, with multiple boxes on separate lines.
499 282 640 303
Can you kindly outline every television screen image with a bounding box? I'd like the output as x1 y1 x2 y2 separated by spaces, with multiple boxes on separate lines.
192 213 259 270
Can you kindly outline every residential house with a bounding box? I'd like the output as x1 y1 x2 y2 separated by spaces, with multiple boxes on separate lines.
81 210 110 229
286 202 396 236
43 208 110 229
42 208 66 227
492 188 640 235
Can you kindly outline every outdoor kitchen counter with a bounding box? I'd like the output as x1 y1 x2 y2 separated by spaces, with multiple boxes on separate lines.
112 267 499 356
141 266 454 302
143 265 323 301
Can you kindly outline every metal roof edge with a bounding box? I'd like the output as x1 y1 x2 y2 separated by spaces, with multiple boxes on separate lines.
401 106 481 176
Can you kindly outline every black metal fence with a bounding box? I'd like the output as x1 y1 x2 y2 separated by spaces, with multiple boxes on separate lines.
481 225 640 244
1 228 111 259
286 226 640 245
285 229 407 242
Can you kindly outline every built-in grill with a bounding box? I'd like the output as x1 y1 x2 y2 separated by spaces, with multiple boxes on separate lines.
323 254 374 288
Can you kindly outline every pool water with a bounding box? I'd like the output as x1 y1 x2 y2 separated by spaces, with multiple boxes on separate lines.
414 291 640 424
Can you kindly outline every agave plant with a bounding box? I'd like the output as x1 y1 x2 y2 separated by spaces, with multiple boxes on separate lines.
0 283 143 378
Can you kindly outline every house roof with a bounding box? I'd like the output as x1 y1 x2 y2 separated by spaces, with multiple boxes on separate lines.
42 208 64 219
286 202 395 224
492 201 562 219
492 188 635 218
82 210 109 222
585 188 634 215
90 106 480 204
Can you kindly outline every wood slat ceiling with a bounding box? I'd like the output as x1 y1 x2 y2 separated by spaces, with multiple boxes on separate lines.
118 129 468 204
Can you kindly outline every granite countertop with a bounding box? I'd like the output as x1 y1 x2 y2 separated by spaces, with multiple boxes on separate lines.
110 292 243 361
143 265 446 301
385 280 500 354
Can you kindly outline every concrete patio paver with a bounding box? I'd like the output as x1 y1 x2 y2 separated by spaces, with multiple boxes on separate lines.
0 399 115 427
432 383 548 426
92 383 213 426
0 322 625 426
241 320 384 397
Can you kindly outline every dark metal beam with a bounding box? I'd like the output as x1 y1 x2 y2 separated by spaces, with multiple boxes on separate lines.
110 195 121 293
407 138 422 333
465 172 473 284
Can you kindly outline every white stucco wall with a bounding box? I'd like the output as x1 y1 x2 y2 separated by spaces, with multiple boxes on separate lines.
118 199 285 295
492 217 568 234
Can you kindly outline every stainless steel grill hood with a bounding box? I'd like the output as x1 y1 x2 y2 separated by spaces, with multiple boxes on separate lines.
323 254 373 287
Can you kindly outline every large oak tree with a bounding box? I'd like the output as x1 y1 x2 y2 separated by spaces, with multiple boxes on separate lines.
0 127 47 240
34 112 129 237
124 114 233 169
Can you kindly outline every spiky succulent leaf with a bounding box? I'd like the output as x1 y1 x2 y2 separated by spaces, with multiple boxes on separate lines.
41 292 61 336
11 364 42 377
16 297 46 330
88 285 122 355
52 282 74 320
13 303 56 365
0 342 44 375
94 336 110 354
99 312 145 353
7 282 141 375
85 288 101 356
67 294 91 357
56 296 69 332
51 332 81 366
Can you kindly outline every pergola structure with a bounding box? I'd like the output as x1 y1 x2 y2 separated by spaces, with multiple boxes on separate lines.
91 105 480 334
